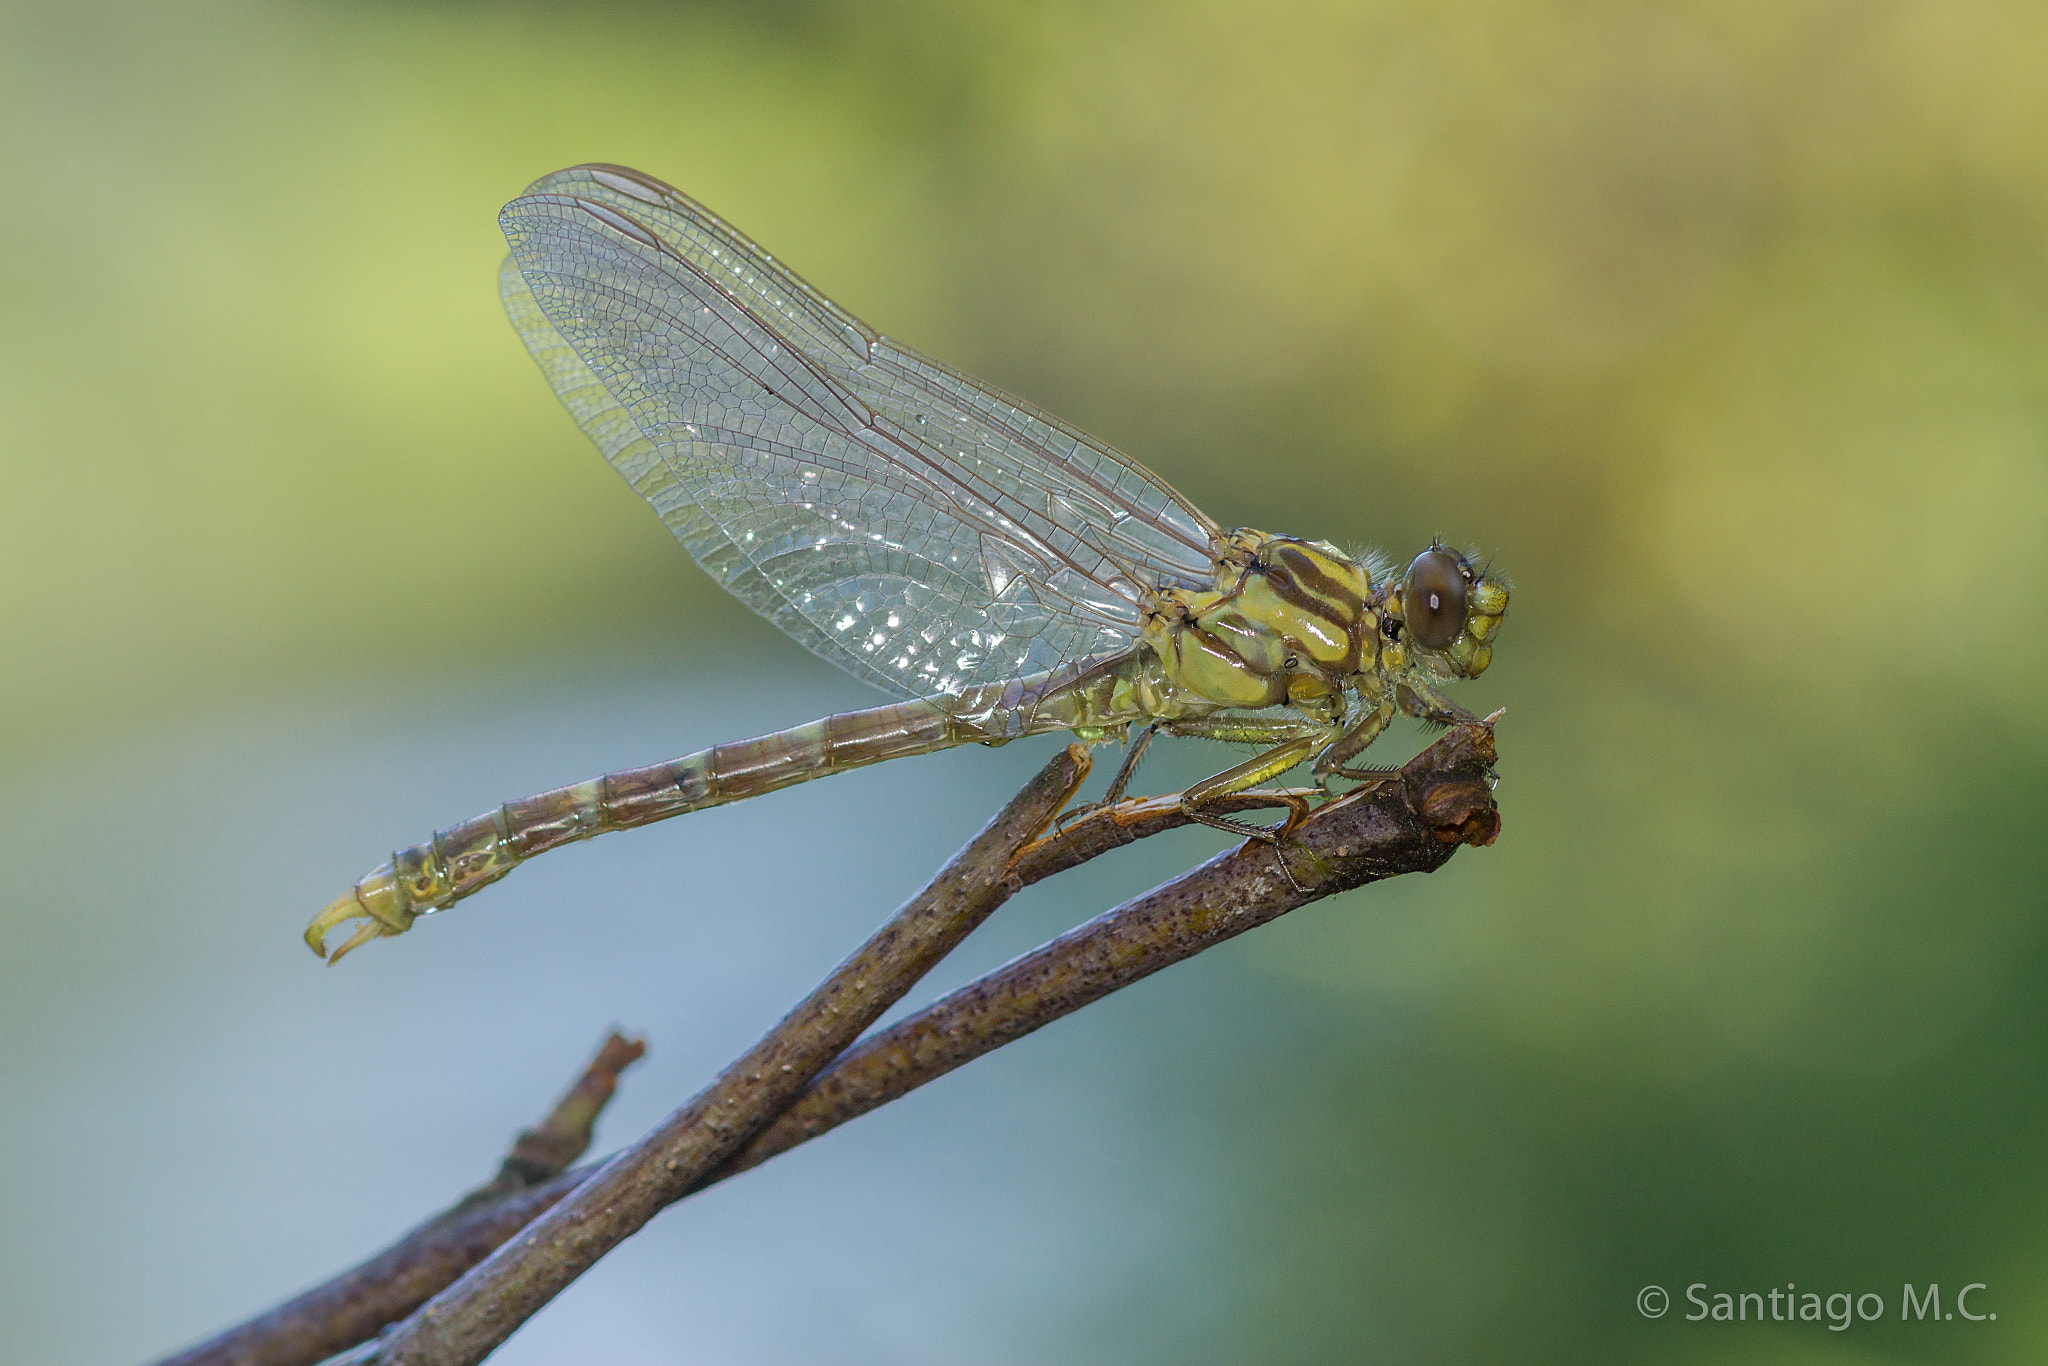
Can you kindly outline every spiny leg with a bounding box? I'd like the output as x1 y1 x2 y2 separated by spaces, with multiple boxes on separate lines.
1100 724 1158 808
1168 714 1337 842
1309 683 1483 791
1395 679 1480 728
1054 724 1158 837
1181 737 1320 840
1177 728 1342 895
1311 697 1399 789
1058 713 1337 844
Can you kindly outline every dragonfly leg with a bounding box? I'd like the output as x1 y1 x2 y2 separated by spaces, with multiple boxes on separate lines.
1177 726 1329 842
1181 742 1318 841
1057 713 1335 842
1100 724 1158 808
1053 724 1158 837
1395 679 1480 728
1310 697 1401 790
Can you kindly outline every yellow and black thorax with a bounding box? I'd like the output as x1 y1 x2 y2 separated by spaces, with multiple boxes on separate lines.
1140 531 1378 714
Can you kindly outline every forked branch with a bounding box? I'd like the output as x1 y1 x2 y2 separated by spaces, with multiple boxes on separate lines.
150 723 1499 1366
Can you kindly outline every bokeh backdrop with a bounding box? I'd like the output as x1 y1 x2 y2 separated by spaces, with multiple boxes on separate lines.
5 2 2047 1363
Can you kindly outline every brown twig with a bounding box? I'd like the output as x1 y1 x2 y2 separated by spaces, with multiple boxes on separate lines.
150 1034 646 1366
742 723 1498 1164
150 723 1498 1366
440 1032 646 1222
372 744 1093 1365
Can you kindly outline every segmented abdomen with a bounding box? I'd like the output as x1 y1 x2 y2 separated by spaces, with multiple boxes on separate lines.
317 697 967 950
306 654 1153 958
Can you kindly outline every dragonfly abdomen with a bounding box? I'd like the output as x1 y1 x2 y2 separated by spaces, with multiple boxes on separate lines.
307 695 983 960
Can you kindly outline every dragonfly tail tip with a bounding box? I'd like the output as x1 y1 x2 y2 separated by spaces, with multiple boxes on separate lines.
305 892 394 965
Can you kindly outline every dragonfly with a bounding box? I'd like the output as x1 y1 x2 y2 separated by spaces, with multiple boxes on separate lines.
305 163 1509 963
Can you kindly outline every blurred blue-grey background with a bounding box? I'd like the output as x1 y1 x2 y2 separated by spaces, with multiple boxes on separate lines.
4 2 2047 1362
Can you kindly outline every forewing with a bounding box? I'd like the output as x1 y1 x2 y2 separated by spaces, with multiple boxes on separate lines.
499 163 1219 698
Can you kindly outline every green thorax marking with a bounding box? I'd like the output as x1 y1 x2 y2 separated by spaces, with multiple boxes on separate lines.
1139 530 1379 714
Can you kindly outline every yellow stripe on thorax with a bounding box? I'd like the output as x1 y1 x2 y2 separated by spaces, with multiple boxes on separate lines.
1141 533 1377 709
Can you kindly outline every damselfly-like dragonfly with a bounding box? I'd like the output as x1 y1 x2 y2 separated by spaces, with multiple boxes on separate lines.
305 163 1509 962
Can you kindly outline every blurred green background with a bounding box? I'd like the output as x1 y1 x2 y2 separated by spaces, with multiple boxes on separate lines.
5 1 2047 1362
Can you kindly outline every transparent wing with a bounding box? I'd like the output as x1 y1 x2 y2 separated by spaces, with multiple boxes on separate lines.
499 163 1220 699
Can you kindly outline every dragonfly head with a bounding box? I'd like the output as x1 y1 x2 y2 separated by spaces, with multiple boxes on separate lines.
1385 544 1508 679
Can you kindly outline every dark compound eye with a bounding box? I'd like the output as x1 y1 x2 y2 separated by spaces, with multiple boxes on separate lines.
1402 549 1469 651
